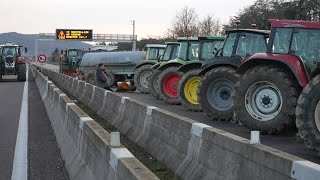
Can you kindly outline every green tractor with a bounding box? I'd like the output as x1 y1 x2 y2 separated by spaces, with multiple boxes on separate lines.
60 48 85 77
181 29 269 117
134 44 179 93
151 36 225 104
0 42 27 81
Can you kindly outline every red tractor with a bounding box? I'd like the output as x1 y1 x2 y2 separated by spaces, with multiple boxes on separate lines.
234 19 320 136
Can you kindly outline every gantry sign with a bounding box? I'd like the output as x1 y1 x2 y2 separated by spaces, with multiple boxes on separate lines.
56 29 93 40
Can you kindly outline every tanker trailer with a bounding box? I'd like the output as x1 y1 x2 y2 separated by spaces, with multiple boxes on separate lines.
79 51 146 87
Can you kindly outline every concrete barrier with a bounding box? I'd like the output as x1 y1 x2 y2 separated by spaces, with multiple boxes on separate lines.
37 65 320 180
30 66 159 180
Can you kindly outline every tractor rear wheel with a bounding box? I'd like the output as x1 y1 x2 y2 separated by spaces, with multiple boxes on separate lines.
149 70 162 100
296 75 320 152
134 65 153 93
178 69 202 111
157 67 183 104
234 65 299 134
197 67 238 120
18 63 26 81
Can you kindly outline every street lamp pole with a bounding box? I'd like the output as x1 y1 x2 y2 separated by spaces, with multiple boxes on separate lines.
132 20 136 51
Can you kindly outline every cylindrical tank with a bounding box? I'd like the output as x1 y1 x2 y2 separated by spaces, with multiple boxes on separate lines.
80 51 146 67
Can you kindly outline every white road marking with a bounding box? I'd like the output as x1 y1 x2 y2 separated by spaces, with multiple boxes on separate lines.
11 67 28 180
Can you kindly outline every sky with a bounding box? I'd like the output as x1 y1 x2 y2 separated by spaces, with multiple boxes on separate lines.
1 0 257 39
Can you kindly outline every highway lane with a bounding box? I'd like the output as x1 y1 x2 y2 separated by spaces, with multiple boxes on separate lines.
0 70 68 179
118 91 320 164
0 76 24 179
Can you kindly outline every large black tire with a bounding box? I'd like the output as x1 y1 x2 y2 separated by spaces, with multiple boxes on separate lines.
104 71 115 87
178 69 202 111
197 67 238 120
149 70 162 100
234 65 299 134
115 74 127 82
18 63 26 81
134 65 153 93
296 75 320 152
86 73 96 85
157 67 183 105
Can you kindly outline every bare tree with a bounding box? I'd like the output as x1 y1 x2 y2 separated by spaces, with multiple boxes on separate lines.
199 14 222 36
168 6 199 38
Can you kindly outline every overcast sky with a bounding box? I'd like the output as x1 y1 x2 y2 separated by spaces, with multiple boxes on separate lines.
1 0 256 38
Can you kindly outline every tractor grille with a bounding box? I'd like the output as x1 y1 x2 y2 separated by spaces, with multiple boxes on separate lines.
5 56 14 67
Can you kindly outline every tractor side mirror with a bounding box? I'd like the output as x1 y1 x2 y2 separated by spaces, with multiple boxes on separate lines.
60 50 64 55
24 47 27 53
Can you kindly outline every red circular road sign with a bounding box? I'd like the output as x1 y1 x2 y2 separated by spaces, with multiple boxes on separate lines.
38 54 47 63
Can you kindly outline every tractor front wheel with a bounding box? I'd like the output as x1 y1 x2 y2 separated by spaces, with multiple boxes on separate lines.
134 65 153 93
178 69 202 111
234 65 299 134
157 67 183 104
296 75 320 152
149 70 162 100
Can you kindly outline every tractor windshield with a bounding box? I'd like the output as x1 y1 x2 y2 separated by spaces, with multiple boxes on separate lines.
272 28 320 71
147 47 165 60
235 33 267 58
222 33 237 57
178 41 200 61
201 41 224 60
2 47 17 57
162 44 179 61
68 50 78 56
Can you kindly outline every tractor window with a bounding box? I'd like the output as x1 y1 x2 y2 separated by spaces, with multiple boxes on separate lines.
222 33 237 57
68 50 77 56
291 29 320 71
147 48 163 60
271 28 292 54
2 47 17 57
235 33 267 58
163 45 174 61
178 41 200 60
171 45 179 59
201 41 223 60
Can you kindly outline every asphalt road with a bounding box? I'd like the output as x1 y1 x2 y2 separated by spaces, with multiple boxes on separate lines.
0 70 68 180
118 91 320 164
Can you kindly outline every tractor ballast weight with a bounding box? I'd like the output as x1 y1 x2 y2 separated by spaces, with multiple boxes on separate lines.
0 42 27 81
234 19 320 135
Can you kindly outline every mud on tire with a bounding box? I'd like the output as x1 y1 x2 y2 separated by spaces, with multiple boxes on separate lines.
234 65 299 134
197 67 238 120
296 75 320 152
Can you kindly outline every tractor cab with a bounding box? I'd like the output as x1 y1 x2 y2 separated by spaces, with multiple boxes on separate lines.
145 44 166 61
0 42 26 81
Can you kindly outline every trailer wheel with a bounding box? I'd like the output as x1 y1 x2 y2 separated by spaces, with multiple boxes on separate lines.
149 70 162 100
234 65 299 134
134 65 153 93
18 63 26 81
296 75 320 152
178 69 202 111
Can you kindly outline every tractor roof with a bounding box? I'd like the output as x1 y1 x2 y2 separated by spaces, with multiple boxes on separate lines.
177 36 225 41
0 42 20 48
268 19 320 29
165 42 180 45
225 29 270 35
146 44 166 48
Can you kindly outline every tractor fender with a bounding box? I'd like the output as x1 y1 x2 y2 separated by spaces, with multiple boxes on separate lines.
237 53 309 87
158 62 183 71
198 58 240 76
151 63 161 70
135 61 157 69
177 62 202 73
